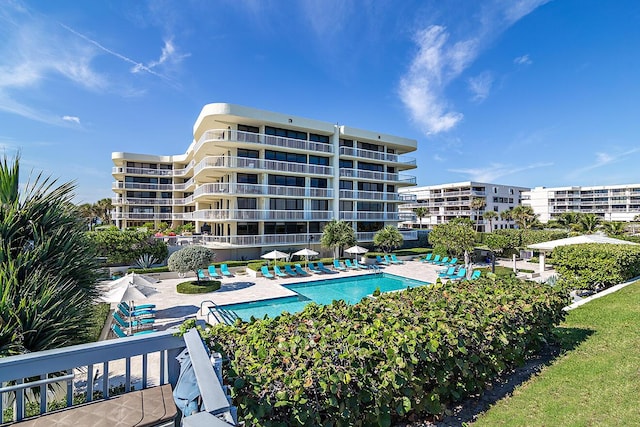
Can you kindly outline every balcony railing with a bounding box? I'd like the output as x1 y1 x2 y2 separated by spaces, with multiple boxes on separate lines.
338 147 416 166
112 182 174 191
112 197 173 206
181 209 335 221
0 331 184 423
194 156 333 176
339 169 416 184
194 129 334 155
112 212 173 220
339 190 404 201
191 183 333 199
339 212 401 221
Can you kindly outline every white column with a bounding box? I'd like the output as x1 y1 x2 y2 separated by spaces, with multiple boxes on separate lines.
332 125 341 222
539 252 546 275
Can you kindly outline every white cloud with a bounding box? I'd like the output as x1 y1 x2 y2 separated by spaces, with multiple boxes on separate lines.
468 71 493 102
568 148 640 178
62 115 80 124
399 1 549 136
514 54 532 65
449 162 553 182
131 38 190 74
433 154 445 162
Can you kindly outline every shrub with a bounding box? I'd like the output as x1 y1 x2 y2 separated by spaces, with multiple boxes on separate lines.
552 243 640 291
176 281 221 294
199 277 569 426
167 246 215 283
87 228 168 265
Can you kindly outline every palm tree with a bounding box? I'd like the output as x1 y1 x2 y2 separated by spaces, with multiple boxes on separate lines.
510 205 539 229
0 155 99 356
482 210 499 232
373 225 404 254
600 221 626 237
94 198 113 225
320 219 356 259
470 197 486 232
575 213 601 234
413 206 429 229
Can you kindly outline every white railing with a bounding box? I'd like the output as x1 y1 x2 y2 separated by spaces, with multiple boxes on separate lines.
111 198 173 206
112 212 173 220
111 182 174 191
190 183 333 199
339 190 403 201
0 331 184 423
339 169 416 184
338 147 416 166
193 129 334 155
339 212 401 221
112 167 174 176
198 233 324 247
181 210 335 221
194 156 333 176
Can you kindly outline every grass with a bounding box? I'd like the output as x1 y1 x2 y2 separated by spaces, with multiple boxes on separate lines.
176 280 221 294
473 281 640 426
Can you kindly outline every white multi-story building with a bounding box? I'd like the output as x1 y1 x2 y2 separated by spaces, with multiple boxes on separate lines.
112 103 418 259
523 185 640 223
399 181 529 232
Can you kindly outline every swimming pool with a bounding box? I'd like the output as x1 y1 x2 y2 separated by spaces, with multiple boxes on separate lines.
216 273 429 321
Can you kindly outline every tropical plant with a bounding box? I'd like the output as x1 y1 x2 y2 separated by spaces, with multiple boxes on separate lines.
413 206 429 229
0 154 100 356
94 198 113 225
499 209 513 223
510 205 540 229
167 246 215 284
482 210 499 232
428 218 477 258
320 219 356 259
87 227 168 265
470 197 486 232
373 225 404 253
134 254 159 269
573 213 601 234
600 221 627 237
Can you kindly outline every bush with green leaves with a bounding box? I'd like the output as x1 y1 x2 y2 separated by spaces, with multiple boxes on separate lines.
167 246 215 283
486 229 568 255
87 227 168 265
428 219 476 257
373 225 404 254
197 276 568 426
552 243 640 291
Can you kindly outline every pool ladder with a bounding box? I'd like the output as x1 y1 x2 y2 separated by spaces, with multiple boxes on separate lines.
200 300 239 325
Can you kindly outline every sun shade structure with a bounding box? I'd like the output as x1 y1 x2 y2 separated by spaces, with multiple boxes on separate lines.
261 250 289 266
103 272 159 290
98 280 159 335
293 248 319 271
345 245 369 255
527 234 639 274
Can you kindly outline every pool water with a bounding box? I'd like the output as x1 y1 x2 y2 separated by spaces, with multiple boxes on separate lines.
217 273 428 321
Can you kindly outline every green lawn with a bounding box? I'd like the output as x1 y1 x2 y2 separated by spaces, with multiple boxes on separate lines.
474 281 640 426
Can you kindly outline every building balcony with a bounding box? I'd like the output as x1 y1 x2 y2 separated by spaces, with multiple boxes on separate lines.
339 190 405 201
356 230 418 242
339 169 416 184
198 232 325 248
339 211 401 221
112 161 195 178
190 183 333 199
180 209 335 222
112 182 174 191
112 212 173 220
112 197 173 206
194 129 334 155
194 156 333 177
338 146 416 167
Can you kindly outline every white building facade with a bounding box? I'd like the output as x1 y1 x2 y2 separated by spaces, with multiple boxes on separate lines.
399 181 529 232
112 103 418 258
523 184 640 223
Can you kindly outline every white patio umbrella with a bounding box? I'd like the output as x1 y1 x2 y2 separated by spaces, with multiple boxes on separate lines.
293 248 319 270
101 272 158 290
98 281 158 334
261 250 289 266
345 245 369 260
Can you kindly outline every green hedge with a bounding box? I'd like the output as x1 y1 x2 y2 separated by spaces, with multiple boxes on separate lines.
128 266 170 274
552 243 640 291
197 277 568 426
176 280 221 294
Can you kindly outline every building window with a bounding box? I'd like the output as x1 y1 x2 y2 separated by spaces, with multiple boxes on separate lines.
237 173 258 184
340 201 353 211
509 188 514 195
357 161 384 172
309 133 330 143
357 202 384 211
309 155 329 166
237 222 258 235
340 159 353 168
237 149 259 158
270 198 303 210
265 150 306 163
493 187 498 194
311 200 329 210
358 182 383 192
238 124 259 133
357 221 384 232
237 198 257 209
265 126 307 140
264 222 306 234
359 142 383 152
339 139 353 147
310 178 327 188
268 175 305 187
340 180 353 190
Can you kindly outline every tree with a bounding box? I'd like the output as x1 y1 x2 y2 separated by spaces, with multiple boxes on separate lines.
373 225 404 254
470 198 486 232
0 154 99 356
510 205 539 229
168 246 215 284
87 227 168 265
427 218 477 259
600 221 626 237
320 219 356 259
482 210 499 232
499 209 513 224
413 206 429 229
94 198 113 225
574 213 601 234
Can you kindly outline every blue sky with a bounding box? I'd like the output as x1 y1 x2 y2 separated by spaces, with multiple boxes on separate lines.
1 0 640 203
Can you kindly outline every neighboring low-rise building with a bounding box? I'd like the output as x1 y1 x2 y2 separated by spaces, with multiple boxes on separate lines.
112 103 418 259
399 181 529 232
523 184 640 223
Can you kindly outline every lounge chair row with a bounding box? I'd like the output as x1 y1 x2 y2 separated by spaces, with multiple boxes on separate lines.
421 254 459 266
437 267 482 281
375 254 404 265
198 264 234 280
260 259 370 278
261 264 309 278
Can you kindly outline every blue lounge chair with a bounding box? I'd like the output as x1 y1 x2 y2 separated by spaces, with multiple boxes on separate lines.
111 324 156 338
344 259 357 269
284 264 298 276
317 262 334 273
470 270 481 280
445 257 458 266
390 254 404 264
353 259 368 269
435 256 449 266
421 253 433 263
112 312 155 330
438 266 457 278
273 265 287 278
294 264 309 275
308 262 322 273
197 269 209 281
260 265 275 279
447 268 467 281
207 265 221 279
120 301 156 311
376 255 389 265
428 255 441 264
333 260 347 270
220 264 234 277
117 303 155 319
